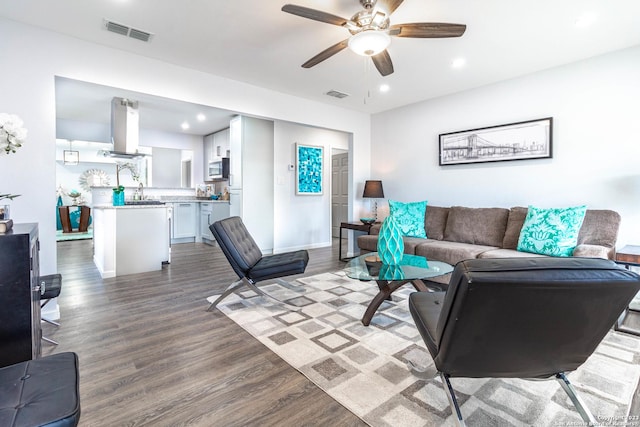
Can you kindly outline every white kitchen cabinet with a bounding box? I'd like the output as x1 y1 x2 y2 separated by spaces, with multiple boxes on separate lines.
213 128 230 159
201 202 230 245
93 206 171 278
172 202 197 242
203 133 215 162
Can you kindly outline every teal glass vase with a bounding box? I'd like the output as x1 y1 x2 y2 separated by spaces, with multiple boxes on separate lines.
377 216 404 265
112 189 125 206
379 263 405 280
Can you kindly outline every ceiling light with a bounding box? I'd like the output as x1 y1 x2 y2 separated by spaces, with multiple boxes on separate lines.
181 122 190 130
197 113 206 122
348 30 391 56
452 58 466 68
379 84 390 93
575 12 596 28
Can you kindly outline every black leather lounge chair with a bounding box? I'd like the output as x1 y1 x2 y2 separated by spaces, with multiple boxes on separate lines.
409 257 640 426
207 216 309 311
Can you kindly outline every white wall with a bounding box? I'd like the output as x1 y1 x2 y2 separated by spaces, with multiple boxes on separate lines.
371 45 640 247
0 18 370 274
273 121 350 252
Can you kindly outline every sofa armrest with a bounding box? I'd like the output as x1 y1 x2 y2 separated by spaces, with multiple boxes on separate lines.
572 244 614 260
370 224 381 235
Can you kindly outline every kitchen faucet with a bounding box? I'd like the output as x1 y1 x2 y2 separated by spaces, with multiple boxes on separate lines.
138 182 144 200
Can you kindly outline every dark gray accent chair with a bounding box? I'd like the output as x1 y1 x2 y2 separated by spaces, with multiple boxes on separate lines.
207 216 309 311
0 352 80 426
409 257 640 426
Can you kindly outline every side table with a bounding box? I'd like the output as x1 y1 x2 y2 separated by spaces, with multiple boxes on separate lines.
614 245 640 336
59 205 91 233
339 222 374 262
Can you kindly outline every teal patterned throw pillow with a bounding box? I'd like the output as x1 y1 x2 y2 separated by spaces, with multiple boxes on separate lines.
388 200 427 238
516 205 587 257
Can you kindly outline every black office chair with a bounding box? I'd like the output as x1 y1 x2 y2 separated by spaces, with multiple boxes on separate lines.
39 274 62 345
207 216 309 311
409 257 640 426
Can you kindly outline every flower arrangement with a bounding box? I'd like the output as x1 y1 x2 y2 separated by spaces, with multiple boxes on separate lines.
113 162 140 195
0 113 28 154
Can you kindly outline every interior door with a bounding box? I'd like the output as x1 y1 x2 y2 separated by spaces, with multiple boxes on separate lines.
331 152 349 238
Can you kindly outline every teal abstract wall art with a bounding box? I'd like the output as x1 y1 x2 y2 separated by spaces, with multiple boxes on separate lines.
296 143 323 195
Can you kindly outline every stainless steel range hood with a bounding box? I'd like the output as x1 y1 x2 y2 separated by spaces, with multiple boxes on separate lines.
100 97 147 159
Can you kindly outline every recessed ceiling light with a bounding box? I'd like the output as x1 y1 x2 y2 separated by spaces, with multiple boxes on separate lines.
452 58 466 69
575 12 596 28
197 113 206 122
379 84 390 93
181 122 190 130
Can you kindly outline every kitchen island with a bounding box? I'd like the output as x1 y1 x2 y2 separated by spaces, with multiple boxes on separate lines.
92 204 170 278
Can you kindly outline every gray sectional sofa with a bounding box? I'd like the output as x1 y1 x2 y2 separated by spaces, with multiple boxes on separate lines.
357 205 621 269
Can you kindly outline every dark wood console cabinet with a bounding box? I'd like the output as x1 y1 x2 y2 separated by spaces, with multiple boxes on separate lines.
0 223 42 367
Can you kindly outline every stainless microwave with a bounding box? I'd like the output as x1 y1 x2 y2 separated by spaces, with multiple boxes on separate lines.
208 157 229 180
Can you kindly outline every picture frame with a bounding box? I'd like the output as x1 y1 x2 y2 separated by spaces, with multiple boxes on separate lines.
296 143 323 195
439 117 553 166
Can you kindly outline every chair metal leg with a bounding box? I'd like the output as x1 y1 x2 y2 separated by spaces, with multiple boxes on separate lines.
555 373 597 425
42 336 59 345
207 279 246 311
207 277 303 312
42 318 60 327
440 373 466 427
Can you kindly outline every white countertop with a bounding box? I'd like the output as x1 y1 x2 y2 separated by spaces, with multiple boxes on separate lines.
92 204 171 210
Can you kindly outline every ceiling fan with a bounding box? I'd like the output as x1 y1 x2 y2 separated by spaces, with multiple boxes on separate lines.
281 0 466 77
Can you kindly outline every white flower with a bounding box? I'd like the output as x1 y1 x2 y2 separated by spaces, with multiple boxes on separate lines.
0 113 28 154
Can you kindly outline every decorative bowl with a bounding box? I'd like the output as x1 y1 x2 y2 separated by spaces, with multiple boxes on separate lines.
360 217 375 225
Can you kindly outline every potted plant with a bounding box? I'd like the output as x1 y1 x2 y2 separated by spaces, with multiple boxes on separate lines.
113 162 140 206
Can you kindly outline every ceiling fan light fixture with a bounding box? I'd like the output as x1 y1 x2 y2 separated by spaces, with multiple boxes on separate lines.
348 30 390 56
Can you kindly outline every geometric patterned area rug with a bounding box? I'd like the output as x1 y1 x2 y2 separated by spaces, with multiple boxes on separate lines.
208 272 640 426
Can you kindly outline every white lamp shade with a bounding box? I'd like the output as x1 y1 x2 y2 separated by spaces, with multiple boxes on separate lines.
348 30 391 56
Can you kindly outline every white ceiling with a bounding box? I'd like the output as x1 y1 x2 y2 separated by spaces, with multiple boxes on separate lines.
3 0 640 135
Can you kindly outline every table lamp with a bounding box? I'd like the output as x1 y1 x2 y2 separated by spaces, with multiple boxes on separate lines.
363 180 384 220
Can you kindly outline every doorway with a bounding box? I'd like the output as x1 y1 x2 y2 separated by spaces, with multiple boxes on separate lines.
331 150 349 238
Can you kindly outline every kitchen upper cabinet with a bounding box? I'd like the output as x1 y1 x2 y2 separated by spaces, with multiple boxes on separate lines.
172 202 197 241
214 128 230 159
203 128 230 181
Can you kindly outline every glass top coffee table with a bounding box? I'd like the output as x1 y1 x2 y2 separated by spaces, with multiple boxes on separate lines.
345 252 453 326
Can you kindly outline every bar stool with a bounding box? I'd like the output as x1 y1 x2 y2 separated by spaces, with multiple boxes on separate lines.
39 274 62 345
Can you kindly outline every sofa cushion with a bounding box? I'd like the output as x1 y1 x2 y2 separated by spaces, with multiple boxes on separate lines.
415 240 498 266
577 209 621 248
572 244 612 260
478 248 547 259
443 206 509 247
389 200 427 238
517 205 587 257
357 234 379 252
425 205 449 241
502 206 528 249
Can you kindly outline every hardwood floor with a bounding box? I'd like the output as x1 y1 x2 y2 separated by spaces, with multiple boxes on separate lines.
48 238 366 426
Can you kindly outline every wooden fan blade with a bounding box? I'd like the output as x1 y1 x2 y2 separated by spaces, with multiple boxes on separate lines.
302 39 349 68
376 0 404 15
372 50 394 76
389 22 467 38
282 4 348 26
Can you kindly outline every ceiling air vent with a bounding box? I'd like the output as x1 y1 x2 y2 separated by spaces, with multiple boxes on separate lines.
325 90 349 99
103 19 154 42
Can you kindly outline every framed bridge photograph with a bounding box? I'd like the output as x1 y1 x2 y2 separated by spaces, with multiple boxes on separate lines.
439 117 553 166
